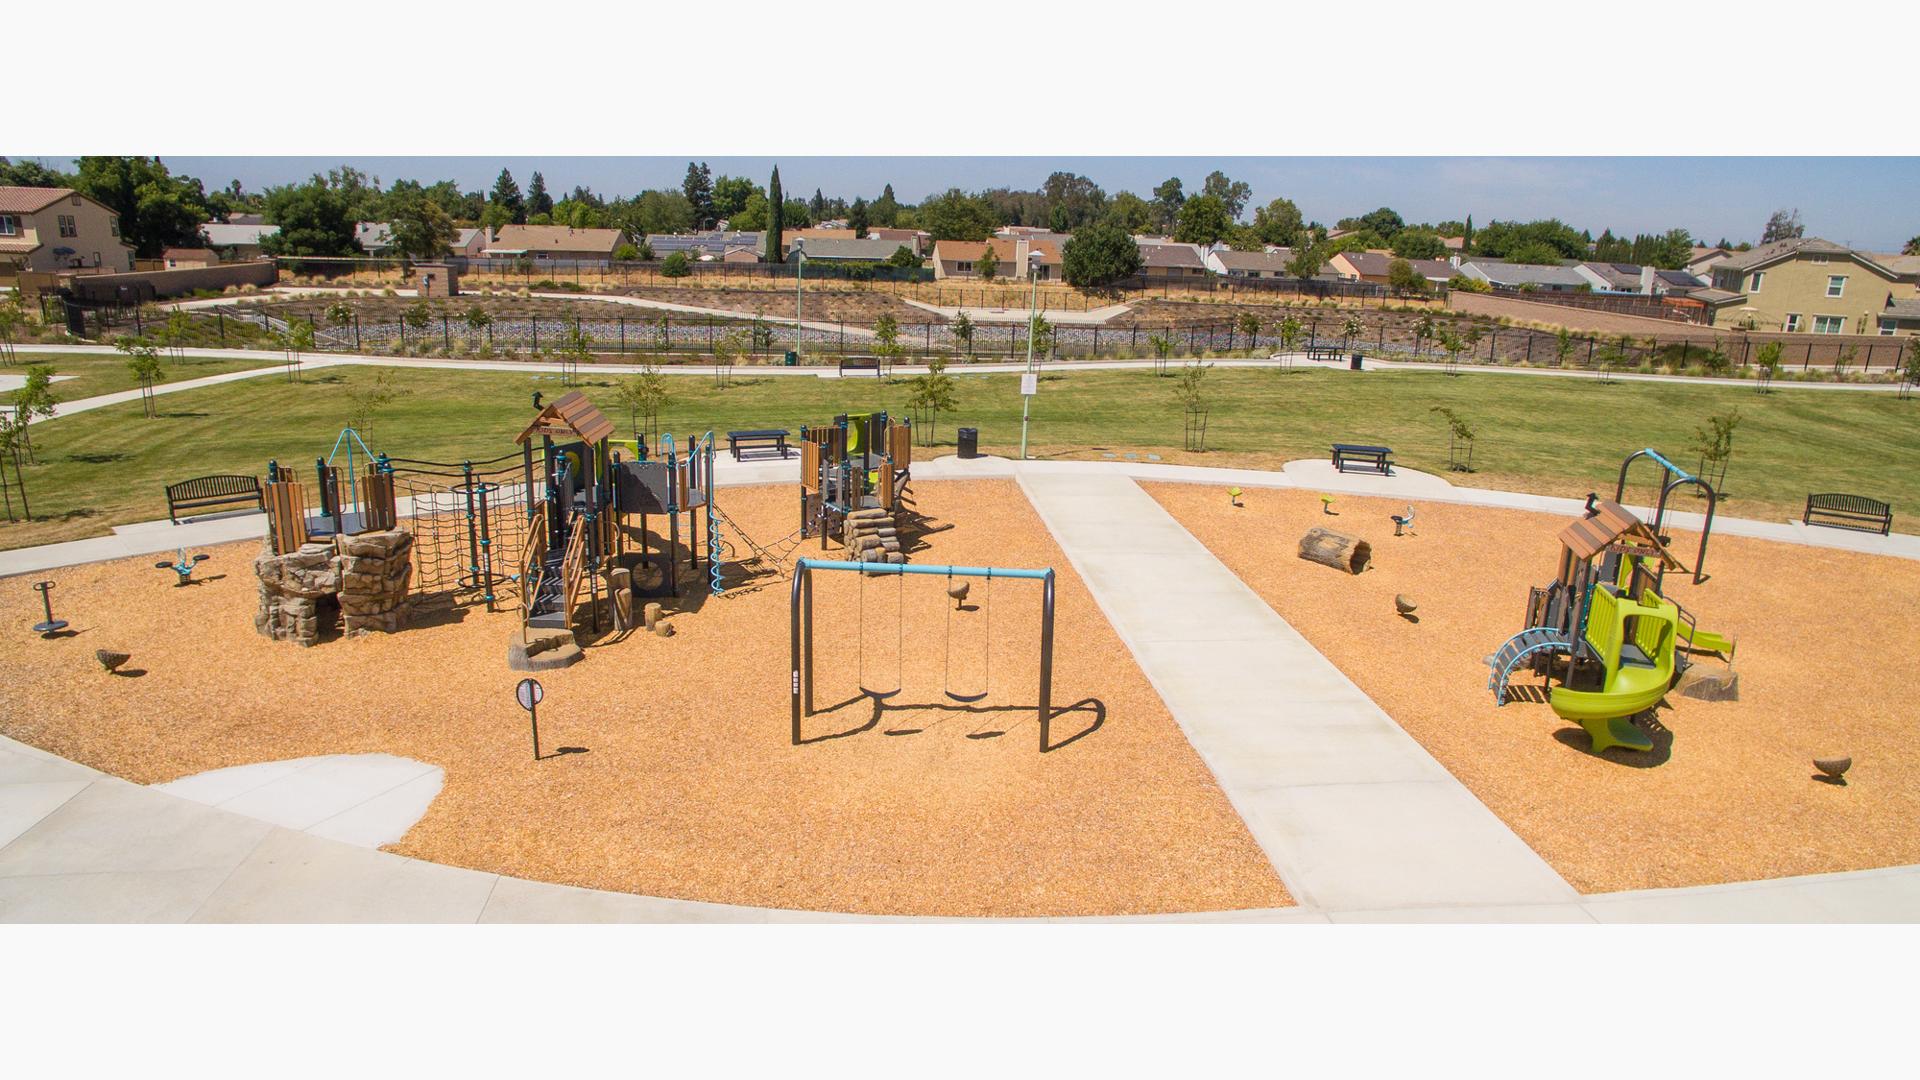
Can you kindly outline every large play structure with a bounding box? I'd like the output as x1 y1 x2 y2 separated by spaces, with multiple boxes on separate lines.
1485 449 1734 753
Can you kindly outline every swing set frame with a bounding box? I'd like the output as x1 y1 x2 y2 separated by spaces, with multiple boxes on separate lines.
789 558 1057 751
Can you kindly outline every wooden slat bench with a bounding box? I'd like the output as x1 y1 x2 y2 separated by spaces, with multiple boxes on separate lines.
839 355 885 377
1331 443 1393 475
165 474 265 524
728 428 791 461
1803 493 1892 536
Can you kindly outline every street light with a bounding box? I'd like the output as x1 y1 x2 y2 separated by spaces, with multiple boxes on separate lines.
792 239 807 350
1024 249 1044 373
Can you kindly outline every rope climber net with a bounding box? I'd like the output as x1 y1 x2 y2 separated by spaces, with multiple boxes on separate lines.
387 451 533 610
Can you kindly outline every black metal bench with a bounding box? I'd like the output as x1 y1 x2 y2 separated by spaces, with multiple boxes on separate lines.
728 428 791 461
839 355 885 377
165 474 264 524
1803 493 1892 536
1306 344 1344 363
1332 443 1393 475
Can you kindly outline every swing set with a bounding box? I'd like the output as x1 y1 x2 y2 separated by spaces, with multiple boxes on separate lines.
789 558 1057 751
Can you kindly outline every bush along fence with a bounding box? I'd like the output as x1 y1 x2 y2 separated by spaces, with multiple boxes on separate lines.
45 294 1917 378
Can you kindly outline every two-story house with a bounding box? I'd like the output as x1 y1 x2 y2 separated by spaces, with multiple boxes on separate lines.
1700 238 1917 335
0 186 136 274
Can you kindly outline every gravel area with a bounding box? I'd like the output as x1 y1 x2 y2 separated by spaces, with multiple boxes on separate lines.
0 480 1286 916
1147 481 1920 893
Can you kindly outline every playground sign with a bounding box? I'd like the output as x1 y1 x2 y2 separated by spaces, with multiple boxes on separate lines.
1020 373 1037 396
515 678 544 759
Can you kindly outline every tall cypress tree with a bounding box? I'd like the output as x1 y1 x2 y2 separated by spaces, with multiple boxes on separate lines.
765 165 785 263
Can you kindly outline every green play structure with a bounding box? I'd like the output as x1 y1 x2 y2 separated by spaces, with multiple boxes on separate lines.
1486 450 1735 754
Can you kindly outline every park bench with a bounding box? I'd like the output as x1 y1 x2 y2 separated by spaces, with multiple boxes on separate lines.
1331 443 1394 476
1803 493 1892 536
165 474 265 524
839 355 885 377
1306 344 1345 363
728 428 792 461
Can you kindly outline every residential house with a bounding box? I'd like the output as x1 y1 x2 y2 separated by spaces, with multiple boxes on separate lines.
449 228 488 258
355 222 395 256
1136 241 1210 279
1573 262 1645 292
1687 245 1735 279
1330 251 1457 285
1877 298 1920 337
645 230 762 260
1456 259 1588 292
0 186 136 273
721 246 761 264
200 221 280 261
1205 249 1292 278
485 224 625 261
867 227 927 255
787 236 914 264
1700 237 1918 333
931 238 1029 280
161 248 221 269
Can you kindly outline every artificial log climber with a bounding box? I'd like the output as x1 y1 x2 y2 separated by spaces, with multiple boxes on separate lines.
1298 527 1371 574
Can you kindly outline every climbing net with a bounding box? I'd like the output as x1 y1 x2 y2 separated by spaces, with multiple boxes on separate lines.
388 451 533 608
708 505 806 595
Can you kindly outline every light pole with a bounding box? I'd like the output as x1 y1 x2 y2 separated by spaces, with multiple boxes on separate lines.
1024 249 1044 373
792 240 806 352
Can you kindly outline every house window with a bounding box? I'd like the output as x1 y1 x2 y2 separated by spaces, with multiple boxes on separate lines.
1783 313 1802 332
1825 275 1846 298
1748 271 1763 292
0 215 16 236
1812 315 1847 334
956 261 972 273
1881 323 1896 336
58 214 77 238
109 218 120 237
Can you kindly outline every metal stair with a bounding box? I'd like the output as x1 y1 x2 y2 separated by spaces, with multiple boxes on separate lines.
526 549 569 629
1485 627 1572 705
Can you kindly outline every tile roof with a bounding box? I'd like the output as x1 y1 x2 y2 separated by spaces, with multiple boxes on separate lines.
0 186 76 214
1213 249 1293 273
1881 298 1920 320
1714 237 1855 272
933 238 1021 264
787 236 909 260
1463 259 1588 287
1340 251 1455 279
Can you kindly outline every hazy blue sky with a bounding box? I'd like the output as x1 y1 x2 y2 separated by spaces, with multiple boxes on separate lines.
24 156 1920 250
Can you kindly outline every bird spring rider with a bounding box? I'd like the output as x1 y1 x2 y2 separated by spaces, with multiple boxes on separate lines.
155 548 211 587
1391 505 1415 536
30 581 67 637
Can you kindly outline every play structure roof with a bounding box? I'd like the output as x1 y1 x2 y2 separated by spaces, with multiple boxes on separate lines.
1558 499 1686 571
516 391 616 446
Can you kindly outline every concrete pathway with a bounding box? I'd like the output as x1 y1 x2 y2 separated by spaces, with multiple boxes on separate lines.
155 754 443 849
1014 467 1577 910
902 297 1134 325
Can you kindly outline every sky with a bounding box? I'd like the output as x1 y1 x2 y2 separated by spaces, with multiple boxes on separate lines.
22 156 1920 251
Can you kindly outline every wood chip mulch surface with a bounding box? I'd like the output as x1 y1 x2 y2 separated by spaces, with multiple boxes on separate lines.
1147 481 1920 894
0 480 1288 917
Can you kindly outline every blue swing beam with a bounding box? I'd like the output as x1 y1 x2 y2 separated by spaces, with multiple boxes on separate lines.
789 558 1056 751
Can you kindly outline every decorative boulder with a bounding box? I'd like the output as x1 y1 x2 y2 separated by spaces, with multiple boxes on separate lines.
253 529 413 645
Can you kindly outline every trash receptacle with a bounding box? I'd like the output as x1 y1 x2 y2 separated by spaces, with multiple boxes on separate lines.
784 350 798 366
1350 353 1364 371
958 427 979 459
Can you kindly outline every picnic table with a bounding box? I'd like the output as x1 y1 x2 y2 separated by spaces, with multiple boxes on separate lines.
728 429 792 461
1331 443 1393 476
1305 344 1345 363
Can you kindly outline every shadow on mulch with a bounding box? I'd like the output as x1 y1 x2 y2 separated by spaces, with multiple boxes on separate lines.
1551 710 1674 768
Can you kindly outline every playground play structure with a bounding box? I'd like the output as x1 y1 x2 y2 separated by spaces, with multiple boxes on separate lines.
799 411 915 563
789 558 1059 751
1486 448 1737 754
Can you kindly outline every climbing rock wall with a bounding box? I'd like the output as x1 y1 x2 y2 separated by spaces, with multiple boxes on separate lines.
843 506 906 565
253 529 414 646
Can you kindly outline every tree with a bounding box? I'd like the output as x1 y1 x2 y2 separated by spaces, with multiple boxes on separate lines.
71 156 211 258
1351 207 1405 240
1760 208 1804 244
1103 191 1156 234
1028 314 1055 361
1041 171 1108 230
345 369 406 442
1690 409 1740 486
1235 311 1261 351
1286 243 1325 280
613 242 639 261
712 327 748 388
1386 258 1428 294
660 251 692 278
1148 331 1174 373
558 322 594 386
711 175 758 223
0 407 34 520
1905 236 1920 257
905 356 959 445
0 293 28 365
389 191 456 261
885 245 921 269
1200 171 1251 220
464 304 493 333
1391 228 1448 260
1061 221 1144 288
681 162 714 228
611 190 695 237
0 157 72 188
526 172 553 219
490 168 525 224
12 365 58 461
975 243 1000 281
1437 328 1469 374
1412 312 1436 354
920 188 996 241
871 183 900 227
1277 316 1304 356
1469 218 1586 260
764 166 785 263
1430 405 1476 471
116 336 164 418
613 368 670 444
1174 195 1233 245
261 175 362 257
1504 240 1565 266
950 311 975 358
1151 177 1185 230
1251 197 1304 247
1752 340 1783 392
160 309 194 359
278 319 314 381
1340 314 1364 353
848 197 870 238
1172 360 1213 451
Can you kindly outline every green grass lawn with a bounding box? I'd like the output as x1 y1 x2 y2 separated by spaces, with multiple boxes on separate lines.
3 361 1916 549
4 352 280 407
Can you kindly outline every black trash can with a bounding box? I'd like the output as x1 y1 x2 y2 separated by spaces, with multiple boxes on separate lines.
957 427 979 459
1349 352 1364 371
